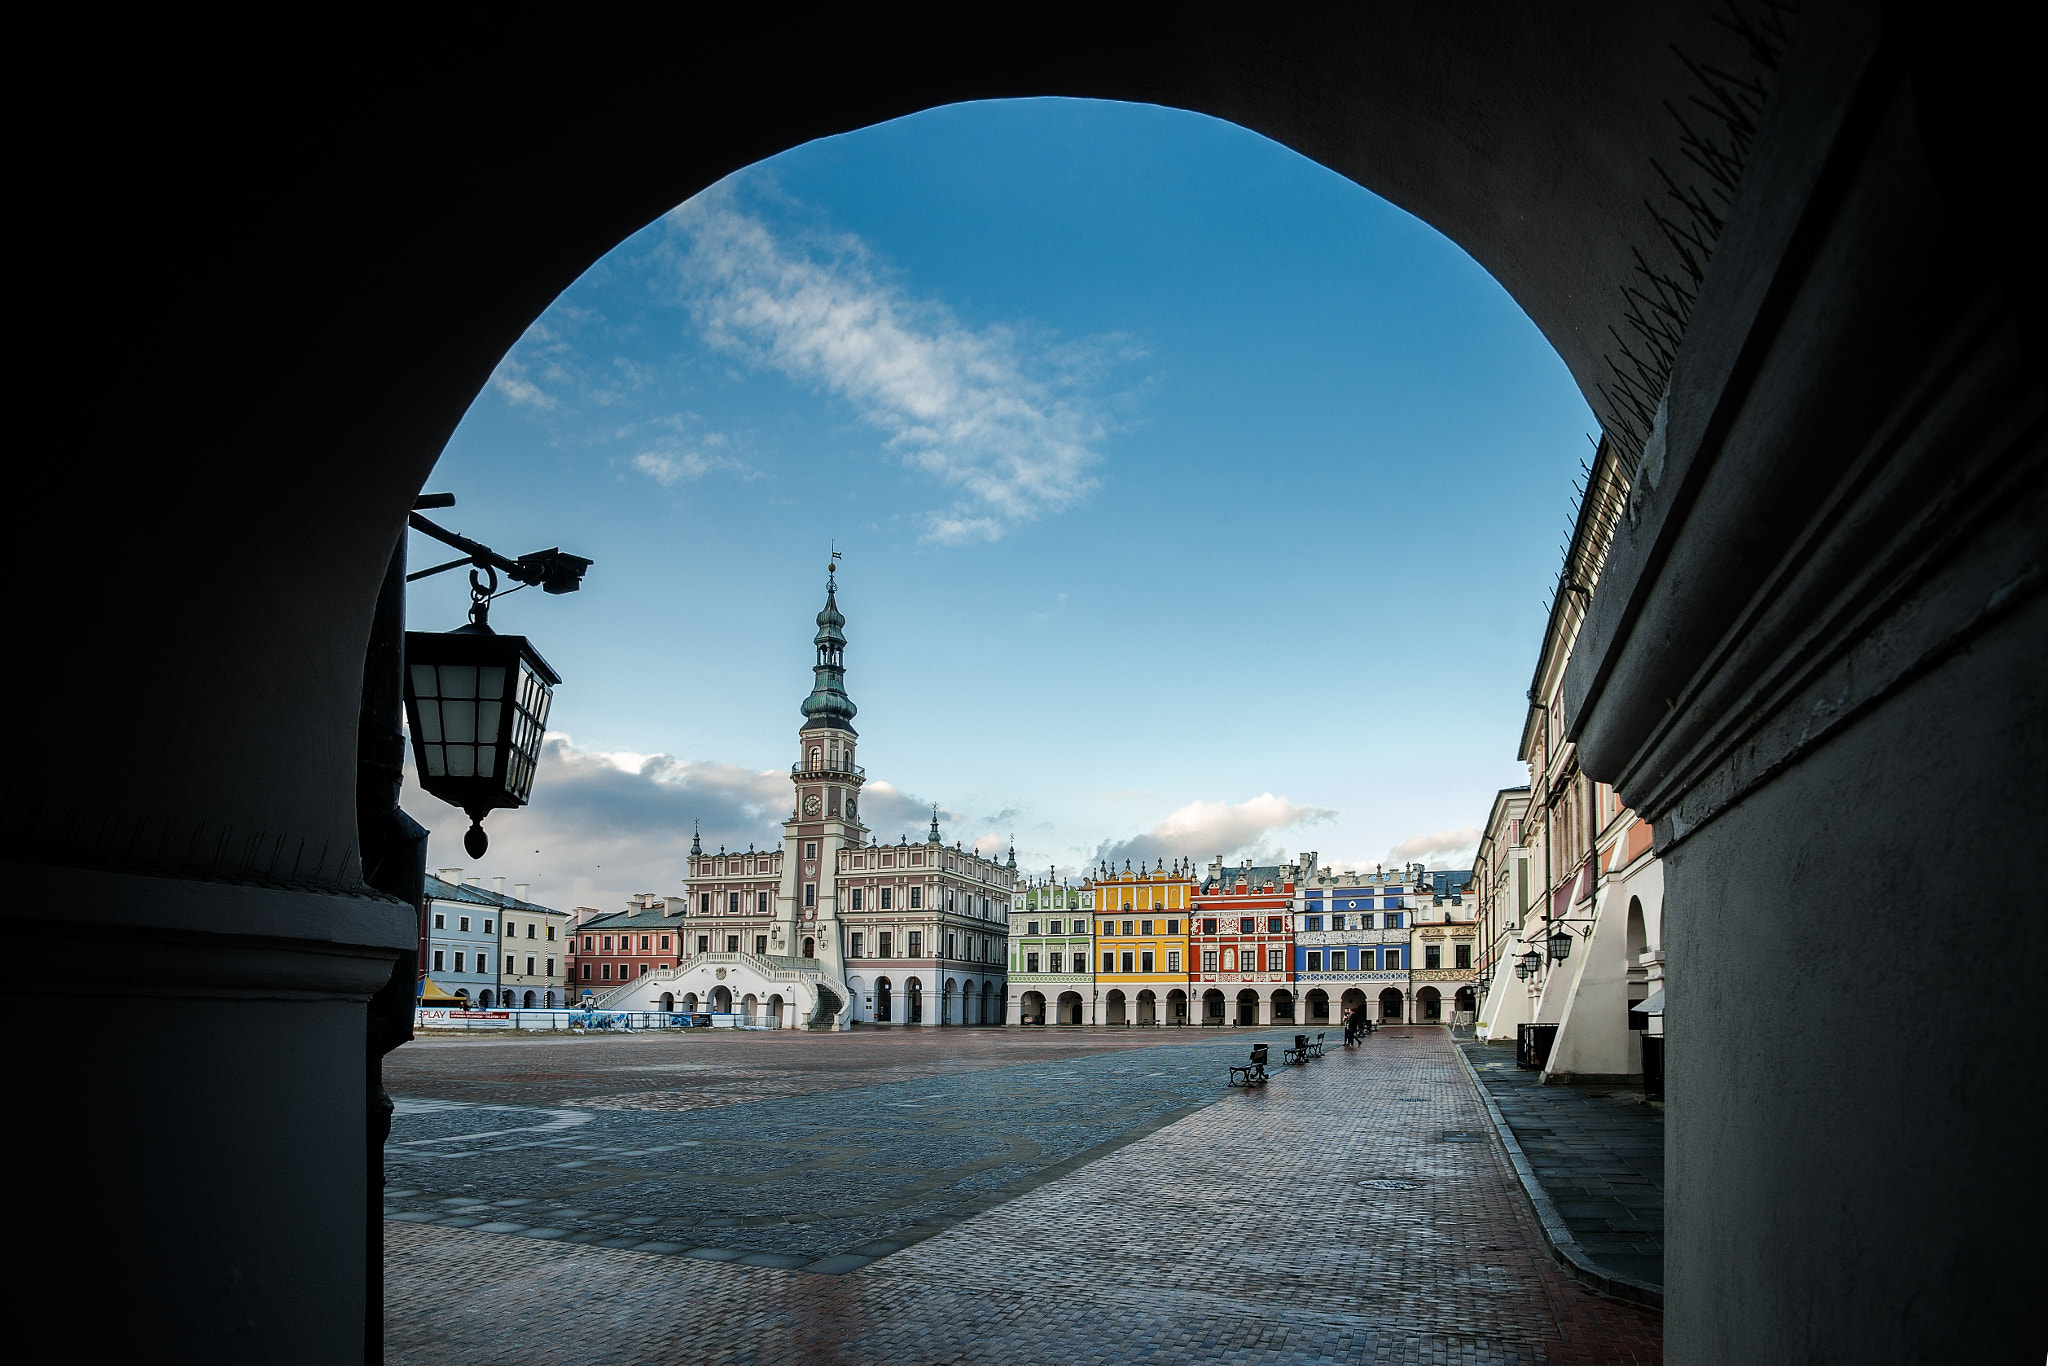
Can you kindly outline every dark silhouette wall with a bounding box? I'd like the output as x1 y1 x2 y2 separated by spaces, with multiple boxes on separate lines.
9 3 2040 1361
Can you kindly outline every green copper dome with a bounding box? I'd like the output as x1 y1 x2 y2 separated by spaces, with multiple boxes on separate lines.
800 569 857 733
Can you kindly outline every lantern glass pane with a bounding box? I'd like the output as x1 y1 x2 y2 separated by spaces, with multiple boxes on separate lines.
479 744 497 778
443 700 476 744
480 665 507 699
424 745 446 776
416 699 443 743
478 700 502 743
441 665 477 699
447 745 475 777
410 664 439 697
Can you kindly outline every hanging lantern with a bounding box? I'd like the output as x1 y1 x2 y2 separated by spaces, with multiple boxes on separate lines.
1515 960 1530 980
1520 949 1542 976
403 622 560 857
1549 926 1573 962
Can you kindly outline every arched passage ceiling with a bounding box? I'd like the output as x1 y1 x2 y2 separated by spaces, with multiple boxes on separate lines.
18 3 1786 873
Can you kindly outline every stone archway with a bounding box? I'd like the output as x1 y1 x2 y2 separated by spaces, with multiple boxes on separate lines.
907 978 923 1024
1136 990 1157 1026
982 981 996 1025
874 978 892 1023
1378 988 1403 1023
659 992 674 1013
1105 990 1127 1026
1307 988 1331 1023
1058 990 1084 1025
767 993 785 1028
1167 989 1188 1026
712 986 733 1014
1271 989 1296 1023
1203 989 1226 1024
1417 986 1442 1023
1021 990 1046 1025
1236 989 1261 1026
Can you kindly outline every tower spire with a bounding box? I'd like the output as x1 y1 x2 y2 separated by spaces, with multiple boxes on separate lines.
929 804 941 844
800 558 857 734
690 821 702 856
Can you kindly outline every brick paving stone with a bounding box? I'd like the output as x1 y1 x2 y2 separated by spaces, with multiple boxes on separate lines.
1458 1042 1665 1290
388 1028 1659 1364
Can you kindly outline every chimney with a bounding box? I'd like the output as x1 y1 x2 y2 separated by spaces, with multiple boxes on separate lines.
438 868 462 885
492 876 506 895
514 883 530 904
466 876 481 887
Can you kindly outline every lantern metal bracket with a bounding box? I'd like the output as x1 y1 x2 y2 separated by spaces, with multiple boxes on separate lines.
404 504 593 602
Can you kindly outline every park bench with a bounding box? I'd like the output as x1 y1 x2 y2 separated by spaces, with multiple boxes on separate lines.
1309 1032 1328 1058
1228 1043 1270 1087
1284 1034 1313 1065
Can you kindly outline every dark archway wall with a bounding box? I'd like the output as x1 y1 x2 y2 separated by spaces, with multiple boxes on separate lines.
10 4 2044 1364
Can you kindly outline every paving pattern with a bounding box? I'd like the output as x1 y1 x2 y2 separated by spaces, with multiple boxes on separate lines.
1460 1042 1665 1288
386 1027 1662 1364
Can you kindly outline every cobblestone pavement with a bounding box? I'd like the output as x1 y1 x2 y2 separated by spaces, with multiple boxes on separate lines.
388 1027 1661 1364
1459 1042 1665 1288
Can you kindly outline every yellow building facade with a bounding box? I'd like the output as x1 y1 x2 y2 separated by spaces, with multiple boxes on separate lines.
1090 859 1195 1026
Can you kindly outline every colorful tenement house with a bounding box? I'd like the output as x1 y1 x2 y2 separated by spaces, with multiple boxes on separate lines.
570 893 685 1005
1089 859 1194 1026
1299 864 1421 1025
838 816 1014 1026
1008 873 1094 1024
1409 869 1478 1024
1192 855 1309 1026
422 870 571 1007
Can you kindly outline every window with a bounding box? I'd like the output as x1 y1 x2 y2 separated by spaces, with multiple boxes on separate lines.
545 957 554 976
1166 950 1180 972
695 935 708 953
660 934 671 951
1306 916 1322 932
432 950 444 972
853 889 865 910
1329 948 1347 971
548 925 556 940
1203 949 1218 972
1140 919 1153 936
526 923 536 939
1139 950 1153 972
1167 918 1179 935
1026 953 1041 973
700 893 711 915
851 933 864 958
1122 920 1135 935
1102 920 1113 935
484 920 493 935
1048 952 1062 972
640 935 651 951
908 931 922 957
1268 917 1283 934
1027 921 1040 935
806 843 817 860
1121 952 1135 973
880 888 893 910
581 964 591 980
909 887 923 910
1386 947 1402 969
601 963 612 980
524 955 535 975
602 936 612 951
1049 920 1062 934
757 892 769 913
1267 949 1283 972
1426 944 1442 969
726 935 740 952
505 954 514 973
504 921 516 938
1307 950 1323 971
946 934 956 959
755 935 768 955
1202 918 1217 935
1239 918 1254 934
1331 914 1346 931
454 952 465 972
1102 951 1114 972
459 917 470 932
1456 943 1472 970
879 932 893 957
728 892 740 914
805 884 816 907
1387 913 1404 929
434 913 445 929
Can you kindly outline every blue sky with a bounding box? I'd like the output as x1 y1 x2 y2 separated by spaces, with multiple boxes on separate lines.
403 98 1592 911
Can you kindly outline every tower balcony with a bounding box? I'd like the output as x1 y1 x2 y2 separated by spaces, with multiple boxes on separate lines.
792 761 865 780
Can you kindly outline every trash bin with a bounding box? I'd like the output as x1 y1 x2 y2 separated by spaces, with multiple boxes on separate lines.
1517 1022 1559 1070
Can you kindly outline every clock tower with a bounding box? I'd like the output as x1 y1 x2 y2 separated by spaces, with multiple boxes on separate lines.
778 562 864 982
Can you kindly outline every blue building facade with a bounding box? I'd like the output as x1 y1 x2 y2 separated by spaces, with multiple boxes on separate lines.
424 871 509 1004
1297 868 1416 1023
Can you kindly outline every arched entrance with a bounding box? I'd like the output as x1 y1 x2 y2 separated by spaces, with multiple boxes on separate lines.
802 936 815 959
659 992 674 1012
943 977 958 1025
1203 989 1226 1024
740 993 759 1025
874 978 892 1022
1454 986 1475 1016
1236 989 1260 1026
1417 986 1441 1023
1136 990 1157 1026
1307 988 1330 1022
1341 988 1367 1019
1271 989 1295 1023
1105 990 1127 1026
681 993 698 1013
711 985 732 1014
1021 990 1046 1025
1379 988 1404 1023
907 978 923 1024
477 990 493 1008
983 981 997 1024
767 993 785 1027
1167 988 1188 1025
1058 990 1084 1025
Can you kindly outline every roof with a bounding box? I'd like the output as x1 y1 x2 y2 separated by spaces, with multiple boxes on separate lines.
1198 864 1299 894
424 874 566 916
574 905 680 932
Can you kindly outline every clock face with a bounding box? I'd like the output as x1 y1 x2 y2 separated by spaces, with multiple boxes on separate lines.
802 794 822 816
845 797 857 820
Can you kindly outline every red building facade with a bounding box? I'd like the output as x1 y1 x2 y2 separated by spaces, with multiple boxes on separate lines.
566 896 683 1000
1191 859 1306 1027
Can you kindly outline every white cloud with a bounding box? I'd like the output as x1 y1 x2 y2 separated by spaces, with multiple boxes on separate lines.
1094 792 1337 870
663 189 1126 542
1385 826 1481 869
632 446 754 486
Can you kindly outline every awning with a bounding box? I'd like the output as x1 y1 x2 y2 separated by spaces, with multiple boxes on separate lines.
1635 988 1665 1016
417 976 465 1004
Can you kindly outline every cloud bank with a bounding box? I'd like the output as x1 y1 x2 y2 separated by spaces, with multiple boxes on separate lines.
1092 793 1338 871
663 189 1123 542
1385 825 1481 870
